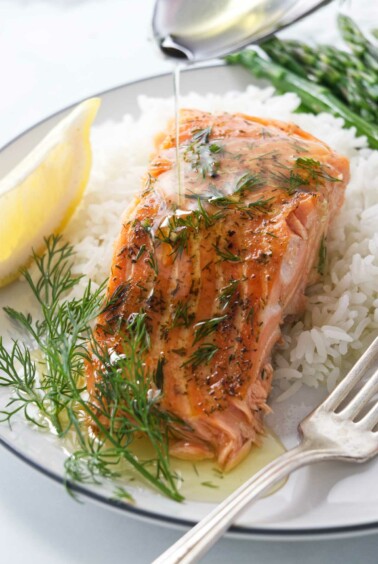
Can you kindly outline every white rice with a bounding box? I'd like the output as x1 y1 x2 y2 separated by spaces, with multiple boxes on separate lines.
64 84 378 399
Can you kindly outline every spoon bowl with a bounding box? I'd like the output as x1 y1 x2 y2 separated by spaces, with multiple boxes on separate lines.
153 0 333 62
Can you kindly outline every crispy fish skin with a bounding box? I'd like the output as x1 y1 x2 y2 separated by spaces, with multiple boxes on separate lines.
87 110 349 470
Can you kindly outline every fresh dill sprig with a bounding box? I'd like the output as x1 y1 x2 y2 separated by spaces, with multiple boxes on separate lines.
270 168 309 195
271 157 341 195
234 172 263 195
218 279 240 309
134 244 146 262
183 343 219 368
246 197 274 213
112 486 135 504
295 157 341 183
157 213 197 258
193 315 227 345
208 186 237 207
156 204 223 260
171 301 194 329
3 237 106 433
208 184 273 217
140 218 153 236
0 235 183 502
196 198 224 228
147 250 159 275
190 127 211 144
0 340 44 426
183 127 222 178
213 242 242 263
101 281 130 318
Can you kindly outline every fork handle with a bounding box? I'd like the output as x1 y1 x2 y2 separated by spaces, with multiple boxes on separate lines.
153 443 334 564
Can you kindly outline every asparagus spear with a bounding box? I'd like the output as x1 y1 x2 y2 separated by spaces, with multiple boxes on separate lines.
260 37 308 78
226 50 378 150
338 14 378 73
316 44 365 73
261 38 346 104
259 36 378 123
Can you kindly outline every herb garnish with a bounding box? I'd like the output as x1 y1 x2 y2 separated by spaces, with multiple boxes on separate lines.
0 236 183 501
296 157 341 183
183 343 218 368
147 250 159 275
153 356 165 390
213 242 242 263
193 315 227 345
317 236 327 275
156 203 223 259
112 486 135 504
183 127 222 178
218 279 240 309
171 301 194 329
196 199 224 228
270 169 309 195
140 218 153 236
270 157 340 196
234 172 263 195
271 157 341 195
134 244 146 262
208 184 273 217
102 281 130 318
246 197 274 213
157 213 194 258
201 481 219 489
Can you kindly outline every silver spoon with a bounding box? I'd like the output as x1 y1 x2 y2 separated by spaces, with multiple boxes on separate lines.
153 0 334 62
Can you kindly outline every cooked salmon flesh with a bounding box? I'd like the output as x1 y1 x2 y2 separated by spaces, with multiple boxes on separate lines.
86 109 349 470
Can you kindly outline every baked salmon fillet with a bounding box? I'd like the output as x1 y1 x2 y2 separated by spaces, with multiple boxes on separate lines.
86 109 349 470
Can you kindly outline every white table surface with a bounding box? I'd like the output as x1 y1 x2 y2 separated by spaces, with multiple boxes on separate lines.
0 1 378 562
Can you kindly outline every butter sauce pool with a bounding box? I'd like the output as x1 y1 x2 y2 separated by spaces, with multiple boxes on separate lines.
131 432 285 502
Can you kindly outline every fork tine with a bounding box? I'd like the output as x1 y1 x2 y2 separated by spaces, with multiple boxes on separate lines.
322 336 378 411
338 368 378 419
358 403 378 431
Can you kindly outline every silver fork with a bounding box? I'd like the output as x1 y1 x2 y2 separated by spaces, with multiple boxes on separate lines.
153 336 378 564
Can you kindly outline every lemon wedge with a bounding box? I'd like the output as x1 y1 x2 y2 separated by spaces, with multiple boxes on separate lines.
0 97 101 288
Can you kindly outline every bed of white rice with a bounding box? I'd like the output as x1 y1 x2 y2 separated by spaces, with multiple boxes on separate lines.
65 85 378 400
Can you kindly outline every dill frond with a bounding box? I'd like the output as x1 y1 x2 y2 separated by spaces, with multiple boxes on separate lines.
0 235 183 502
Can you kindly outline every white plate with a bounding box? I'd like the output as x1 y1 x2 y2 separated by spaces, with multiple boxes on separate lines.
0 65 377 540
